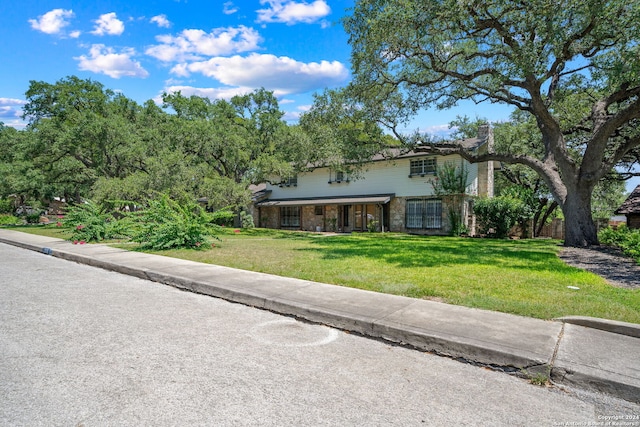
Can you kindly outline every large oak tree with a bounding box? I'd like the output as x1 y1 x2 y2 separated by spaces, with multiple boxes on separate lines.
344 0 640 246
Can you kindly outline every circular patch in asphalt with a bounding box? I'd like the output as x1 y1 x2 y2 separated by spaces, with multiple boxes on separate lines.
249 319 340 348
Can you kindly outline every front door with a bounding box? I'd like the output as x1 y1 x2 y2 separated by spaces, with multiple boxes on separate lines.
341 205 351 232
354 204 363 230
352 204 378 231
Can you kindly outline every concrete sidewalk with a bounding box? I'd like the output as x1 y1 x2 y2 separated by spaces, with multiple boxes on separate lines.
1 229 638 403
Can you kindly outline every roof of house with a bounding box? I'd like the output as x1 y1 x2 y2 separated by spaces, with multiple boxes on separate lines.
304 125 492 170
615 185 640 215
255 193 394 207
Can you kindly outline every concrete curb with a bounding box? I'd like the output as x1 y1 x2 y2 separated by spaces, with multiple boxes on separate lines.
557 316 640 339
1 229 638 404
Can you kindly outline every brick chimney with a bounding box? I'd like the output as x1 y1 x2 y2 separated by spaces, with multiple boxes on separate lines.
477 124 494 198
477 124 490 140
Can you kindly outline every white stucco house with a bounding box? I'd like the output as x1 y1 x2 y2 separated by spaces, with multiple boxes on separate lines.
252 125 495 235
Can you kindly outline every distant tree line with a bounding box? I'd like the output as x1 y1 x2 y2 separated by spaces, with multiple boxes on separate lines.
0 75 630 241
0 77 389 216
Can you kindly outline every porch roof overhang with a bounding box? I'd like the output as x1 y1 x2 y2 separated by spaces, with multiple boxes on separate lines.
256 194 394 207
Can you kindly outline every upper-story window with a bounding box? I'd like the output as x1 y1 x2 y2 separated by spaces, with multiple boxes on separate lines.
328 169 349 184
409 158 437 176
279 176 297 187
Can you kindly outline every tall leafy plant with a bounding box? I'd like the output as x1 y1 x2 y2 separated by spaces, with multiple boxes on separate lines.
63 200 118 242
433 162 469 236
128 195 216 250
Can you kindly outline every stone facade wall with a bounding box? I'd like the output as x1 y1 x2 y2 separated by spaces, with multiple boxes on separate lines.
301 205 318 231
389 198 405 232
390 196 449 235
255 205 341 231
257 197 481 235
476 125 494 198
325 205 339 232
257 206 280 229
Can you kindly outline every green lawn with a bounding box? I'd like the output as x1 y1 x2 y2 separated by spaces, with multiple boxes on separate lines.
6 226 640 323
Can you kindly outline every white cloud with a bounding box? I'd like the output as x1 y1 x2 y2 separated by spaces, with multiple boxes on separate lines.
91 12 125 36
28 9 74 35
223 2 239 15
256 0 330 25
69 30 82 38
0 98 26 126
160 85 257 102
282 104 311 121
75 44 149 79
0 98 27 106
418 124 454 139
146 26 261 62
150 14 171 28
172 53 348 95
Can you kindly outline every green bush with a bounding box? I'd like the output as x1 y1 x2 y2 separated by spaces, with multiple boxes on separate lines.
0 199 12 214
25 213 41 224
63 200 118 242
474 196 528 238
0 214 21 225
209 209 235 226
599 225 640 264
128 195 216 250
240 210 255 229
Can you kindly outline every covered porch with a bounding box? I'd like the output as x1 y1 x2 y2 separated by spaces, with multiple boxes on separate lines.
255 194 394 232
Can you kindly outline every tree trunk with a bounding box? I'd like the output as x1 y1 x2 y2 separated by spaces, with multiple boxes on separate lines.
534 200 558 237
562 187 599 247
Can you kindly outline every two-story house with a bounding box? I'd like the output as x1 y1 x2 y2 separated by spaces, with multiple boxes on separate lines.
253 125 494 235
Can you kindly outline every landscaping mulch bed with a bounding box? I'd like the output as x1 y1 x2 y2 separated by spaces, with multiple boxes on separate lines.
559 246 640 290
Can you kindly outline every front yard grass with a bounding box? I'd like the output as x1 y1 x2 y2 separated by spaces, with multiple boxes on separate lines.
6 226 639 323
149 229 639 324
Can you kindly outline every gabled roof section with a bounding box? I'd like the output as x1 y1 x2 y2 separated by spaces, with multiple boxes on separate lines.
404 123 491 155
346 125 492 164
616 185 640 214
250 183 271 202
292 125 493 173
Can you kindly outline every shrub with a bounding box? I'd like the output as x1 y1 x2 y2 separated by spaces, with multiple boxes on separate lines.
128 195 216 250
25 213 41 224
599 225 640 264
474 196 528 238
0 214 21 225
240 210 255 229
209 209 235 226
63 200 118 242
0 199 12 214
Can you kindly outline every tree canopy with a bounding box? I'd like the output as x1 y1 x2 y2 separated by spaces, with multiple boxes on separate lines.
344 0 640 246
1 77 305 212
1 77 390 215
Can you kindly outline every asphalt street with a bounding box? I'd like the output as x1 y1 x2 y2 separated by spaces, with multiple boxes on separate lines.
1 243 637 426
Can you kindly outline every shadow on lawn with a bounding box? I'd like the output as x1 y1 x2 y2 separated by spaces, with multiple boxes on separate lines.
302 234 572 273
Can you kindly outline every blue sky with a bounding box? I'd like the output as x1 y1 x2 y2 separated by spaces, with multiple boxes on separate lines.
1 1 637 193
0 0 512 134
